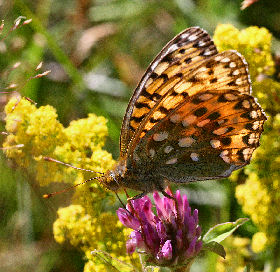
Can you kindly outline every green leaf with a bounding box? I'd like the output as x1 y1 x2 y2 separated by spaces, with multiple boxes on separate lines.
203 241 226 258
203 218 249 244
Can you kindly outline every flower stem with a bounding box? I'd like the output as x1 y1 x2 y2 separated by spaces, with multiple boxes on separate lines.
173 259 194 272
173 266 191 272
139 253 148 272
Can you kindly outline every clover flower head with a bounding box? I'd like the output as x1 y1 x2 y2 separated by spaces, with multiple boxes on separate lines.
117 189 202 267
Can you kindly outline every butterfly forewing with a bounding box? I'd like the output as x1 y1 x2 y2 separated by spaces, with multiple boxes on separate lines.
120 27 218 156
129 50 266 182
127 50 253 154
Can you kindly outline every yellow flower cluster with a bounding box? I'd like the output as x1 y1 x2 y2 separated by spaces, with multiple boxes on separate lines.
4 98 66 185
215 24 280 254
253 78 280 114
54 205 140 272
3 98 139 271
235 115 280 250
213 24 275 80
216 236 260 272
251 232 268 253
3 97 114 186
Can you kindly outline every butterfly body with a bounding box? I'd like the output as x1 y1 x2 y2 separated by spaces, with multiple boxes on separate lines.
100 27 266 196
101 156 166 194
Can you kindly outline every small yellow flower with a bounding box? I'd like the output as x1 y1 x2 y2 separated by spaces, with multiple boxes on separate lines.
214 24 280 253
216 236 251 272
251 232 268 253
3 97 134 271
53 205 140 271
3 97 115 189
253 78 280 113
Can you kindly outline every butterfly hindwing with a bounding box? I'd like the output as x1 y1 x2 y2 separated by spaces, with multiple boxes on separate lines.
130 51 266 182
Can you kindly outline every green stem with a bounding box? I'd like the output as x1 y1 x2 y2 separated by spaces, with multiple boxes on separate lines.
264 240 280 272
173 260 194 272
14 0 120 144
14 0 84 89
139 253 148 272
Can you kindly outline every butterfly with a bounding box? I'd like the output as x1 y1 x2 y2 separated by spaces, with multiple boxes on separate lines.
97 27 266 198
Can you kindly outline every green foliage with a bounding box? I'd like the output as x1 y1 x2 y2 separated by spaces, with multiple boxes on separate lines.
214 24 280 270
202 218 249 259
214 23 280 271
203 218 249 244
1 1 280 272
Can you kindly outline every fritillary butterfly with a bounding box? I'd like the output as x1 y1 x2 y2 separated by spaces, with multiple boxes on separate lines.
99 27 266 198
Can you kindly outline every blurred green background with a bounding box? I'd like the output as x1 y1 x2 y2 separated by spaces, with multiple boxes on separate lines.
0 0 279 271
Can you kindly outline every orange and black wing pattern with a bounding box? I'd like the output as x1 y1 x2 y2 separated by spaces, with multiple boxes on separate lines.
120 27 218 156
121 27 266 182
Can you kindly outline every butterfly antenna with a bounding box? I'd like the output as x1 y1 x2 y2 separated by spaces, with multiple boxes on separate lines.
43 156 104 175
43 176 101 199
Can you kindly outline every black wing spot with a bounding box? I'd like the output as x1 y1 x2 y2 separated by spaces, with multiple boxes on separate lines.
181 92 189 98
158 73 169 82
245 123 253 130
241 112 253 120
135 102 151 109
206 61 214 68
152 93 162 100
176 73 183 78
221 137 232 146
129 124 136 131
218 94 228 103
208 112 221 120
242 135 250 145
237 149 246 163
131 116 143 122
228 80 237 86
210 78 217 83
194 107 207 117
141 88 153 99
159 106 169 114
179 48 186 54
150 72 158 79
234 100 244 110
192 98 202 104
227 127 234 133
162 54 174 63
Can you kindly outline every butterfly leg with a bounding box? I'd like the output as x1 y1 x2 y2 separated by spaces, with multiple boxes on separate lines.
161 189 175 200
156 180 175 200
127 191 147 201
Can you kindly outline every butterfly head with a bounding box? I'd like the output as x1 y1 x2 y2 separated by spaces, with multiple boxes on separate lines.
98 171 120 192
98 159 127 192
